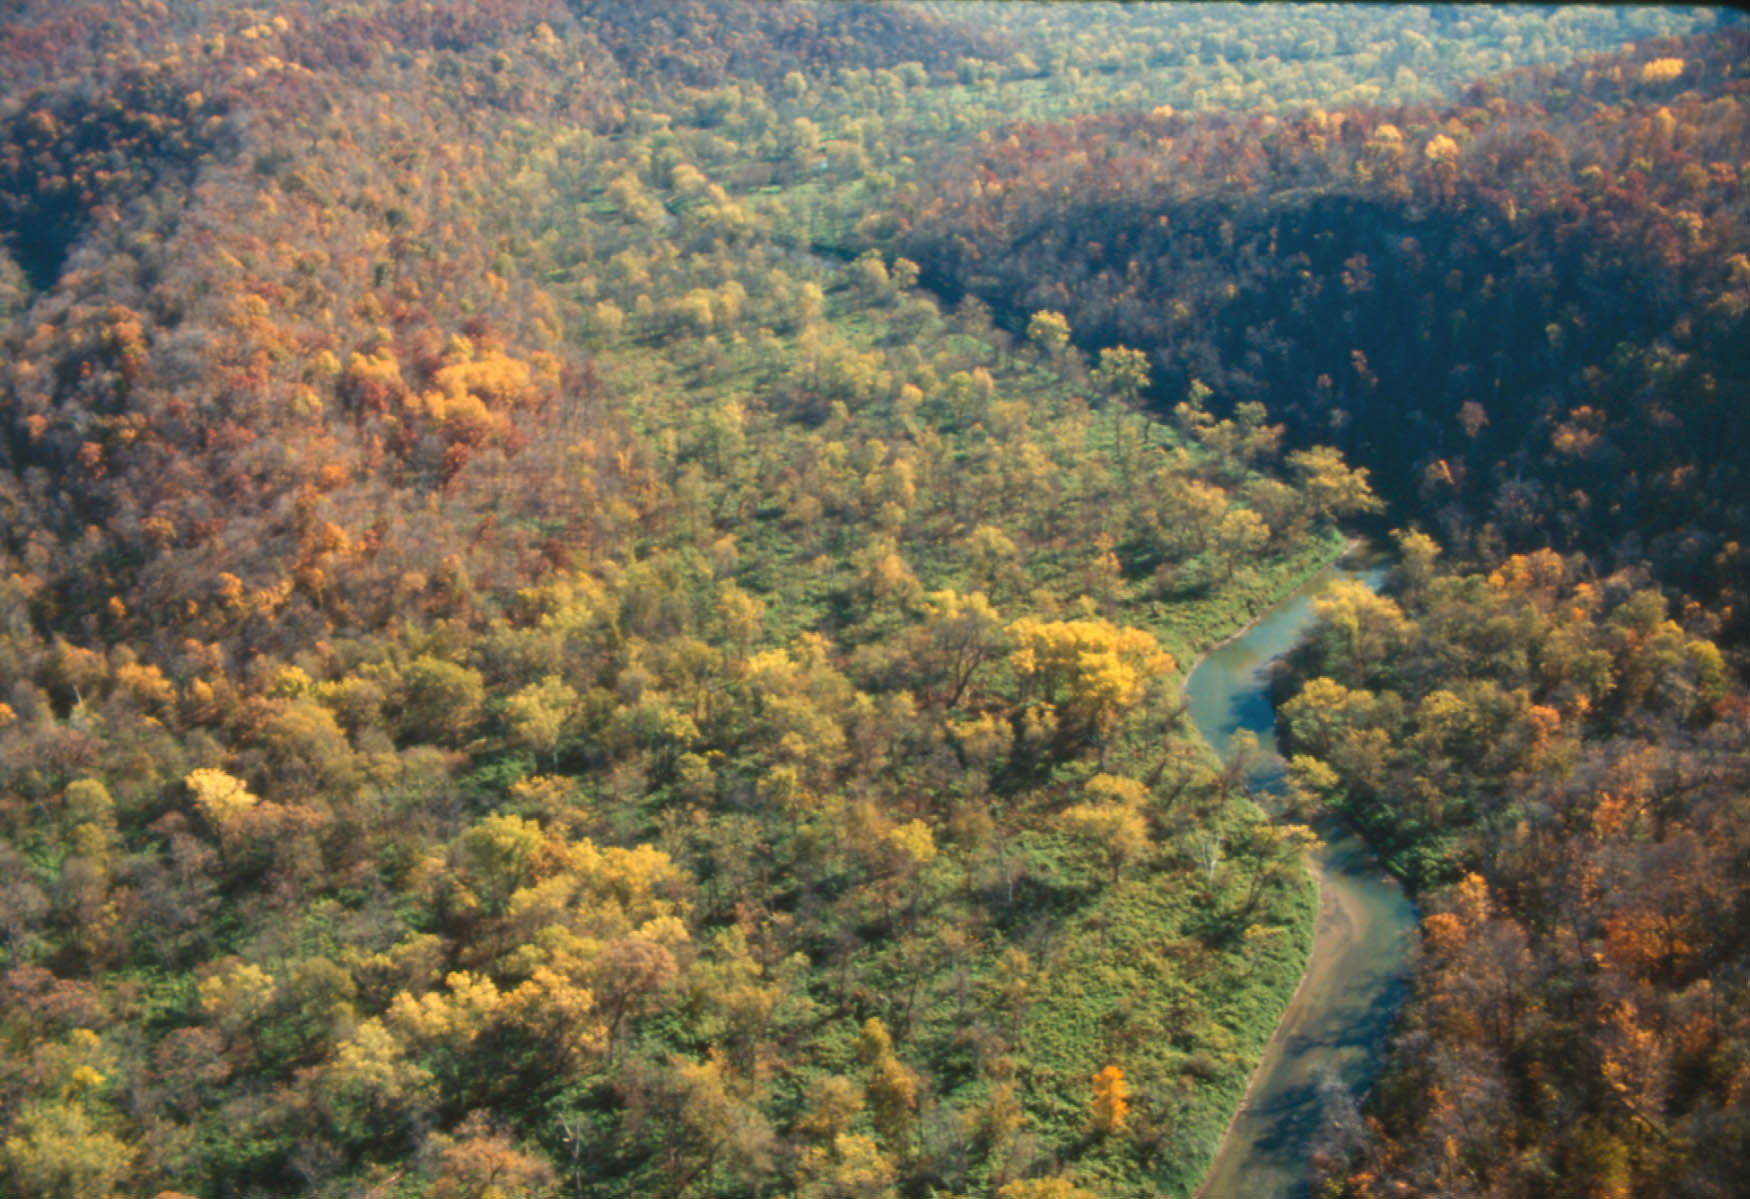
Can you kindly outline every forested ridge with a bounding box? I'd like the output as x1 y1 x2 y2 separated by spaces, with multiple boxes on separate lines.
0 3 1743 1198
889 31 1750 621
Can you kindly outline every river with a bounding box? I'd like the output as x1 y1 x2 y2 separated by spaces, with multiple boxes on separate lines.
1186 557 1415 1199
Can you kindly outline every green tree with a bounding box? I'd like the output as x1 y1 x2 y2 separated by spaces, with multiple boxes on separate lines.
404 655 487 744
453 813 546 917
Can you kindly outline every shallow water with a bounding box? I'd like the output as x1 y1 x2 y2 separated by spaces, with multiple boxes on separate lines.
1187 561 1415 1199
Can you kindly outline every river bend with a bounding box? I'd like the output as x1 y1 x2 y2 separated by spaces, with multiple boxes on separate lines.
1187 560 1415 1199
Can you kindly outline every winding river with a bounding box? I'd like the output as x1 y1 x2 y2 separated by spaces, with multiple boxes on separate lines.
1187 559 1416 1199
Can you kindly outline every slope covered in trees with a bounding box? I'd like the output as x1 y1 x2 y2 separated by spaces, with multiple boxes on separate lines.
0 3 1744 1198
888 31 1750 627
1278 545 1746 1197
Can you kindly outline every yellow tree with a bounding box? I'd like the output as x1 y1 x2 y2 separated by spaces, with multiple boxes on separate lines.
794 1075 866 1143
1308 579 1410 687
1057 773 1152 882
1212 507 1270 582
185 768 258 843
1026 308 1073 363
794 1132 896 1199
1093 345 1150 405
857 1018 921 1157
313 1017 435 1145
1278 677 1377 761
1287 445 1383 526
649 1053 775 1196
1090 1064 1129 1133
0 1028 134 1199
1007 617 1172 749
0 1101 135 1199
998 1179 1097 1199
198 959 277 1051
1093 345 1152 471
451 813 546 918
504 675 578 768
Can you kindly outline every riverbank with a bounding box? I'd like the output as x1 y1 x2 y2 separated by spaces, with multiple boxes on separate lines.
1181 554 1415 1199
1174 535 1369 687
1193 814 1413 1199
1151 526 1353 675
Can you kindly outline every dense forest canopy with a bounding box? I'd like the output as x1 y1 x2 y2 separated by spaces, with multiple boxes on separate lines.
0 3 1744 1198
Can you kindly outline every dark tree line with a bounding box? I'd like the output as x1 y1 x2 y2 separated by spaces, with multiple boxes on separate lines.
890 31 1750 640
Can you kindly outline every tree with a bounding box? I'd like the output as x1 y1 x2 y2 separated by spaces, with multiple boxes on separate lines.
849 250 892 300
794 1132 896 1199
1306 580 1411 687
1027 309 1072 359
1090 1064 1128 1133
452 813 545 918
628 1053 775 1197
1278 677 1377 761
1286 446 1383 525
1057 775 1152 882
856 1018 921 1157
594 935 679 1054
0 1100 134 1199
257 698 357 795
1095 348 1151 405
998 1179 1096 1199
185 768 258 831
1094 345 1153 472
312 1017 434 1145
198 959 277 1049
795 1075 866 1142
425 1110 559 1199
504 675 577 767
911 589 1005 707
1212 507 1269 580
404 655 487 745
1392 527 1441 598
1232 821 1318 919
1007 617 1173 747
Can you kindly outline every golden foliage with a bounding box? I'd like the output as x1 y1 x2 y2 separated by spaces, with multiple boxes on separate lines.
1640 58 1685 84
1090 1064 1129 1132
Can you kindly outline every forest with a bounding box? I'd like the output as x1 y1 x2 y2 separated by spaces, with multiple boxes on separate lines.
0 3 1743 1198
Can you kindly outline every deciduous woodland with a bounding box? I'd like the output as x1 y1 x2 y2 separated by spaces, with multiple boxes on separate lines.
0 3 1743 1198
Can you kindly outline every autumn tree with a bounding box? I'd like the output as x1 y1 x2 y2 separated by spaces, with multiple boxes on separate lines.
908 589 1005 708
998 1179 1096 1199
1090 1064 1129 1133
1056 773 1152 882
1007 617 1173 750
